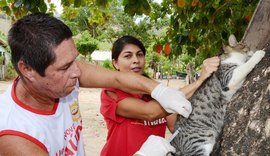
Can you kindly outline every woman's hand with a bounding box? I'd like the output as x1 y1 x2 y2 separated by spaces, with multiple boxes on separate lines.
198 56 220 82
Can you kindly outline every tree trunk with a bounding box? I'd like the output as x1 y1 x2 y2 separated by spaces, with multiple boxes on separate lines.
214 0 270 155
241 0 270 51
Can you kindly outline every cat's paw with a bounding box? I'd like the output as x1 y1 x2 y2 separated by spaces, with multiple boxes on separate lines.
252 50 265 62
254 50 266 58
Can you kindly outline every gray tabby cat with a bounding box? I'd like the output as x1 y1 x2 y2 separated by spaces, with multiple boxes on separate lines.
170 34 265 156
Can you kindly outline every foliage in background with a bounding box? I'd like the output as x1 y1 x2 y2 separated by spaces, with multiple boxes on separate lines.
0 0 54 20
164 0 258 63
61 1 111 37
74 31 98 60
101 59 114 70
98 0 258 69
98 42 111 51
0 32 7 46
0 0 259 77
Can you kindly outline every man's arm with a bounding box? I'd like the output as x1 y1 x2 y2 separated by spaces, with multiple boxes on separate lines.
77 60 157 94
181 56 220 98
0 135 48 156
77 60 192 118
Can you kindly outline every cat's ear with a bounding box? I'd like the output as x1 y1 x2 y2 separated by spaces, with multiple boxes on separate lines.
228 34 238 47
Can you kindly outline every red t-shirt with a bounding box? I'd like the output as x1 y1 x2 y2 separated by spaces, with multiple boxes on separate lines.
100 88 167 156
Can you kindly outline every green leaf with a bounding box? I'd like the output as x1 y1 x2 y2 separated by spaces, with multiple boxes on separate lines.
124 0 151 16
212 0 221 9
140 0 151 15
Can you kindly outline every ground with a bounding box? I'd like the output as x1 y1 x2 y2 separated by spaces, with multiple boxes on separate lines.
0 79 186 155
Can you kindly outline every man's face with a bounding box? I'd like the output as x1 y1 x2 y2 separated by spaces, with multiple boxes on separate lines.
31 38 81 98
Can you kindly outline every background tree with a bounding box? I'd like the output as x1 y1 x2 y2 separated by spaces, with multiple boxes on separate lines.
74 30 98 60
61 0 110 37
0 0 261 74
0 0 260 77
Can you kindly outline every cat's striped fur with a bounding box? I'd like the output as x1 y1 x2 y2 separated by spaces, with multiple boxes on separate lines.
170 35 265 156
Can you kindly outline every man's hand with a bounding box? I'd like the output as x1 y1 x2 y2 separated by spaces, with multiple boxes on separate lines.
134 135 175 156
199 56 220 82
151 83 192 118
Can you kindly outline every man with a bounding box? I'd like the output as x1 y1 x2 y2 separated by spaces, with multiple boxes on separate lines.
0 13 219 156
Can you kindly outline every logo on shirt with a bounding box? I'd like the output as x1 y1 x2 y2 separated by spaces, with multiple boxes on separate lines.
69 102 81 122
143 118 167 126
131 118 167 126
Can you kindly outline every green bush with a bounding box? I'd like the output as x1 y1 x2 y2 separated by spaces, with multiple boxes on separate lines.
75 31 98 59
101 60 114 70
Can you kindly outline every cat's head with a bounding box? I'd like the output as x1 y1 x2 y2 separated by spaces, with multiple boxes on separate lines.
220 34 251 62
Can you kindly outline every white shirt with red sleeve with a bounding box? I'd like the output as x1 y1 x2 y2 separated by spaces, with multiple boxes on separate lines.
0 79 85 156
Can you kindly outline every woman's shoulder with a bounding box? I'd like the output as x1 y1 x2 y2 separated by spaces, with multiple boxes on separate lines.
102 88 142 100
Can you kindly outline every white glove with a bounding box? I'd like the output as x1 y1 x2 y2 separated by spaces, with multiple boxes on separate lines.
134 135 175 156
151 83 192 118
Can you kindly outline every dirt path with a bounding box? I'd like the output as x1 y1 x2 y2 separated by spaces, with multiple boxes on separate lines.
0 79 186 155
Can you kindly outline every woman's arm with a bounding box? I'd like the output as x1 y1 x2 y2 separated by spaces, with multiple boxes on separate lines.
106 91 168 121
181 56 220 98
166 114 177 133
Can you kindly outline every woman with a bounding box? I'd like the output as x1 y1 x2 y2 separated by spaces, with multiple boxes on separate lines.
100 36 219 156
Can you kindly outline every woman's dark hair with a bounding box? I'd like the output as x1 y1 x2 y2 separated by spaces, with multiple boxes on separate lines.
111 35 146 61
8 13 73 77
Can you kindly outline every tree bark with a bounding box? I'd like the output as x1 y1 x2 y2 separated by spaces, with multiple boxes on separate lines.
215 0 270 155
241 0 270 51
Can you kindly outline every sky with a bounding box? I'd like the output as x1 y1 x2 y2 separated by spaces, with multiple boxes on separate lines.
50 0 63 15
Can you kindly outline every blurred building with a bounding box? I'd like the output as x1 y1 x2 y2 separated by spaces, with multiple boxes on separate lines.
91 51 111 65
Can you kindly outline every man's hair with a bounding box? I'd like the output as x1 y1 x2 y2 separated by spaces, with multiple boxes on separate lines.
8 13 73 77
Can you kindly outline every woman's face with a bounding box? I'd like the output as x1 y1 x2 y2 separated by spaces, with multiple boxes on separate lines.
113 44 145 75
